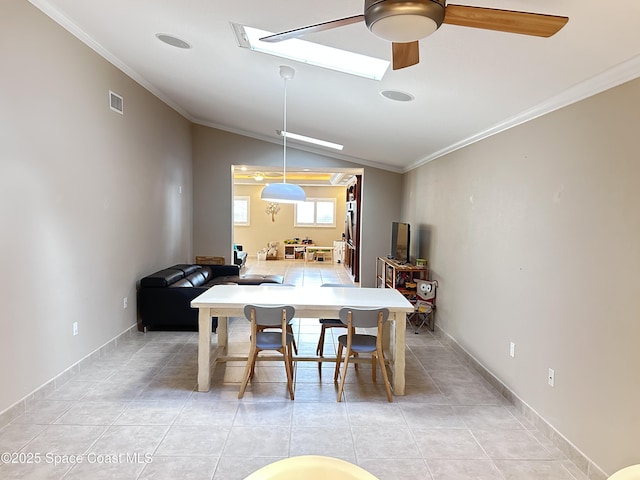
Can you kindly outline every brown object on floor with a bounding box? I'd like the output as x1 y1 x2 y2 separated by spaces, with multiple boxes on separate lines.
195 256 225 265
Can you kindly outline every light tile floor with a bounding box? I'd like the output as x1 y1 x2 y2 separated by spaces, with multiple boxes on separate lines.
0 261 588 480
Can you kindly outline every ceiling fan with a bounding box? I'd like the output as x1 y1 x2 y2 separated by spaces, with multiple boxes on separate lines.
259 0 569 70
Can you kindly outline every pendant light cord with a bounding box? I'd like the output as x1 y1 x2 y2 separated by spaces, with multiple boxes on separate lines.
282 75 288 184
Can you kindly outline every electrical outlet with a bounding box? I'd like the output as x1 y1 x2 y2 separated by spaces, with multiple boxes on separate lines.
548 368 555 387
509 342 516 358
72 322 78 336
123 297 128 309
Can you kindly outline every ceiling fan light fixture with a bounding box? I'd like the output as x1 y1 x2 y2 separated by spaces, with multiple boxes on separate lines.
370 15 437 42
365 0 445 42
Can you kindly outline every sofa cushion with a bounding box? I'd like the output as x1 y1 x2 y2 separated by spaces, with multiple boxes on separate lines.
170 264 200 276
140 268 185 287
168 278 194 287
206 274 284 286
185 271 206 287
198 267 212 282
238 274 283 285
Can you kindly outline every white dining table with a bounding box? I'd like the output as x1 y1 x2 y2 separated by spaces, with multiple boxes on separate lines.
190 284 415 395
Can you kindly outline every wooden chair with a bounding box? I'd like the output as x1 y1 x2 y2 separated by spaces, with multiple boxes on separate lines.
238 304 296 400
259 283 298 354
334 307 392 403
315 283 357 357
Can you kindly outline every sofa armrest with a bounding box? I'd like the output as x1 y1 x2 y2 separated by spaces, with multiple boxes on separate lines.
137 286 217 331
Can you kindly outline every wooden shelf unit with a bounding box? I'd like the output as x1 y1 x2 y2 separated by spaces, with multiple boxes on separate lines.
283 243 312 260
376 256 428 302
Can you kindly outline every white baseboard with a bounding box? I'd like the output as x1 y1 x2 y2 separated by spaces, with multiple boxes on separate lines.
0 323 139 429
434 324 608 480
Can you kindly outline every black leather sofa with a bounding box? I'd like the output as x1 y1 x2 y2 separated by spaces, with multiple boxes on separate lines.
137 264 282 331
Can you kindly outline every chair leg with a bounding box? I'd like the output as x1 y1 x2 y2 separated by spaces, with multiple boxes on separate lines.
238 348 258 399
334 342 343 382
376 347 393 403
337 348 351 402
250 350 259 379
283 346 295 400
317 325 328 375
371 353 377 383
316 325 327 356
289 345 295 381
351 328 359 372
287 324 298 355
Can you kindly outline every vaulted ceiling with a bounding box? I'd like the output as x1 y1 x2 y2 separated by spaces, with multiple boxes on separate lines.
32 0 640 174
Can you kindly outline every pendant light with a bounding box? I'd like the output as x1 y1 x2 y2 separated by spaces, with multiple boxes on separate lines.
261 66 306 204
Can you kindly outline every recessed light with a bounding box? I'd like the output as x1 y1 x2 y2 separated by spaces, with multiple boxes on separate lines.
380 89 414 102
156 33 191 49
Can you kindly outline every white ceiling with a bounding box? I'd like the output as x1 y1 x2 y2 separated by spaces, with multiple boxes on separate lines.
31 0 640 173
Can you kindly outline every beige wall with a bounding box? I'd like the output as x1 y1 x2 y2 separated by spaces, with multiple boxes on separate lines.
0 2 193 414
0 1 402 417
192 125 403 286
402 77 640 475
234 184 347 258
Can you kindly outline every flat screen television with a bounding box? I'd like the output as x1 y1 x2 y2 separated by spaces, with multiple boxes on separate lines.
391 222 410 264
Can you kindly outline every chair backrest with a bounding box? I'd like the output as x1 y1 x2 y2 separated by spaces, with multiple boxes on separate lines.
339 307 389 329
244 304 295 327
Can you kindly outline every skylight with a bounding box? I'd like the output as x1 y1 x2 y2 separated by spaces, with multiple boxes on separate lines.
232 23 389 81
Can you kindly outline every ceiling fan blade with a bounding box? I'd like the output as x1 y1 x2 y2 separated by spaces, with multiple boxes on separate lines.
392 41 420 70
259 15 365 43
444 4 568 38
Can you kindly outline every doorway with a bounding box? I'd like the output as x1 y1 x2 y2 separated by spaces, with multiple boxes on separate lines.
231 166 363 281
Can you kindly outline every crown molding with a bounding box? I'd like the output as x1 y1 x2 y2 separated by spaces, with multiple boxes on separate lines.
29 0 193 121
404 53 640 173
30 0 404 175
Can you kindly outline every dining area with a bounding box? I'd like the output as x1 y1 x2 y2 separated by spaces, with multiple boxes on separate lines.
0 257 572 480
190 283 415 401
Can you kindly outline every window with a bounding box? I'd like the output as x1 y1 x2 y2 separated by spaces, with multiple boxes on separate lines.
295 198 335 227
232 24 389 81
234 196 250 226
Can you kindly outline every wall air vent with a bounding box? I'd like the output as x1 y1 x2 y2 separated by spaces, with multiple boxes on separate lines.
109 90 124 114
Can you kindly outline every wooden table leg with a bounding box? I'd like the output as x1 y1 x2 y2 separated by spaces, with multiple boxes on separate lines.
197 308 212 392
217 315 228 355
388 312 406 395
